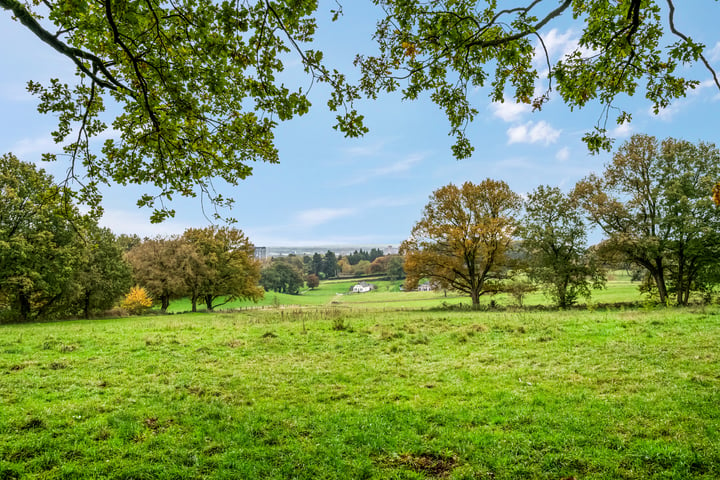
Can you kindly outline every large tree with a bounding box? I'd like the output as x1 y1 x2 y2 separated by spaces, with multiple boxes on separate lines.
0 154 82 321
574 134 720 305
183 226 263 311
520 185 604 308
71 225 133 319
2 1 718 217
401 179 521 309
125 236 189 312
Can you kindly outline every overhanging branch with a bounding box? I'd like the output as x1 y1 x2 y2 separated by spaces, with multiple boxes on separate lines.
0 0 129 91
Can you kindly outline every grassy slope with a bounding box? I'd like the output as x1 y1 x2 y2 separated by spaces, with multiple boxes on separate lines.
1 305 719 479
165 271 647 314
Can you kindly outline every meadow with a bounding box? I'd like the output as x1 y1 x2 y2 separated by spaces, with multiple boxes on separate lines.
1 277 719 479
165 271 643 313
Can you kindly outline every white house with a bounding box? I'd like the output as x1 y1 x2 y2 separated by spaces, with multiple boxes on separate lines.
417 282 434 292
351 281 374 293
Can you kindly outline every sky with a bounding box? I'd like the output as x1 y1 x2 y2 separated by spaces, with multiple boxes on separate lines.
1 2 719 249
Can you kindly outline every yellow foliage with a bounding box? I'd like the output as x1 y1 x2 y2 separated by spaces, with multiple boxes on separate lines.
713 182 720 206
122 286 153 315
401 41 418 58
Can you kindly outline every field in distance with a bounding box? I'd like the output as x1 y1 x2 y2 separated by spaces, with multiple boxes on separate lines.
165 271 643 313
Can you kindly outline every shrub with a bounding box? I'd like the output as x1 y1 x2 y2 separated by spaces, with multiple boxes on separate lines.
121 286 153 315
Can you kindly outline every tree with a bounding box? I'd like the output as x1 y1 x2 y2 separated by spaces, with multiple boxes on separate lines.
322 251 338 278
656 138 720 304
0 154 82 322
574 134 720 305
3 1 717 218
125 236 188 312
71 225 133 319
182 226 263 311
401 179 521 309
520 186 605 308
306 273 320 290
386 255 406 281
311 253 324 276
357 1 720 156
260 258 305 295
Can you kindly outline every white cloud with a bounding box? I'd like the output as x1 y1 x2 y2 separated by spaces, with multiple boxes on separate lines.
649 103 681 121
507 121 561 145
709 42 720 62
555 147 570 161
535 29 576 65
490 101 531 122
295 208 356 227
611 122 633 138
6 134 59 158
534 28 597 72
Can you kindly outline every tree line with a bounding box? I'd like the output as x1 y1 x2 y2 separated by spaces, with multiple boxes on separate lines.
3 133 717 321
403 135 720 309
0 155 404 322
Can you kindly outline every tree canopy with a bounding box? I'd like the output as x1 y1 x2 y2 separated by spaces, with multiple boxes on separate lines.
520 185 604 308
574 134 720 305
2 1 718 218
401 179 521 309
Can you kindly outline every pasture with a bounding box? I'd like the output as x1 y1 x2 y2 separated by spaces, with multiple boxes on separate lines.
166 270 644 313
1 300 719 478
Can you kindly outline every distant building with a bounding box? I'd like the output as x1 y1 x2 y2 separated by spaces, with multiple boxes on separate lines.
417 282 434 292
351 281 375 293
254 247 267 260
384 245 399 255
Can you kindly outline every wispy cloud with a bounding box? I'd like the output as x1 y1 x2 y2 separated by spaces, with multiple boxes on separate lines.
709 42 720 62
6 134 59 159
507 121 561 145
295 208 357 227
343 140 389 157
341 152 424 186
555 146 570 161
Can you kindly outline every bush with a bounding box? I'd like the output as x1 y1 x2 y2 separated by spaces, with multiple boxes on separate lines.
121 286 153 315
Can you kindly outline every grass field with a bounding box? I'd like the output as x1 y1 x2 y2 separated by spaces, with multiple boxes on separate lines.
1 302 719 478
165 271 647 314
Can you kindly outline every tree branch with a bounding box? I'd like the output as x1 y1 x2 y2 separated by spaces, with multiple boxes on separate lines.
666 0 720 91
0 0 128 91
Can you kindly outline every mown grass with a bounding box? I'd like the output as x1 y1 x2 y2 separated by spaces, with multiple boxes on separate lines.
1 305 719 479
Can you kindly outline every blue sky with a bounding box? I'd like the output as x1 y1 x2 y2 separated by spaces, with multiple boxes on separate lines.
1 2 719 248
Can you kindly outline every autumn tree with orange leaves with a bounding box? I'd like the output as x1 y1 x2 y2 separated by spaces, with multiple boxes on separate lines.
401 179 521 309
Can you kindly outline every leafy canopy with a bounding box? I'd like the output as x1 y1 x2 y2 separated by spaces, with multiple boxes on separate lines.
2 0 718 218
401 179 521 308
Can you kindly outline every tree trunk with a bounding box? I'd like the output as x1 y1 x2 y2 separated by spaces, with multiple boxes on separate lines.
191 294 197 312
676 251 685 306
470 290 480 310
205 294 214 311
161 295 169 313
83 291 91 320
650 265 668 305
18 292 31 322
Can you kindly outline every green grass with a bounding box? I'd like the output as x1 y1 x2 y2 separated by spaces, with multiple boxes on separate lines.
1 305 719 478
166 271 649 314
